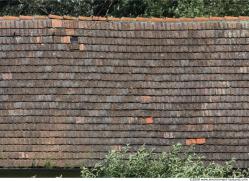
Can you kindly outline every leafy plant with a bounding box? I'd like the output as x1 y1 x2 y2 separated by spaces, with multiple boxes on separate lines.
44 160 54 169
81 144 249 178
2 0 249 18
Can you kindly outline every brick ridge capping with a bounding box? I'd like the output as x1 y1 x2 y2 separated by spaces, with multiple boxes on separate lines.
1 14 249 22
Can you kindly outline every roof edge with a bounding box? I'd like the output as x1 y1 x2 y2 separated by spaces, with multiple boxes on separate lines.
0 14 249 22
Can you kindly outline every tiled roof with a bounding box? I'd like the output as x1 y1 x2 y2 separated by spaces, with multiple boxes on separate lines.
1 15 249 168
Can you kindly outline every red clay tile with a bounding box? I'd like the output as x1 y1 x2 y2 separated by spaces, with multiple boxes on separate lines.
92 16 107 21
19 16 33 20
65 29 75 35
146 117 153 124
48 14 63 19
33 15 47 20
108 17 121 21
121 17 135 21
178 17 193 22
196 138 206 144
186 138 206 145
63 15 77 20
79 44 86 51
141 96 152 103
165 17 180 22
61 36 71 43
51 19 62 27
239 16 249 20
224 16 239 20
78 16 92 21
193 17 209 21
3 16 19 20
209 16 224 21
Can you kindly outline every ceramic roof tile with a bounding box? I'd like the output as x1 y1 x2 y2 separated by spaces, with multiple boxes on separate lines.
0 15 249 168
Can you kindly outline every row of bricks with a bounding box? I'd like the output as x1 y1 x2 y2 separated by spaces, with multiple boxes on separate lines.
1 160 84 168
1 109 249 117
0 80 244 90
0 144 149 152
0 116 246 125
70 36 249 46
1 65 249 73
2 28 249 38
1 58 249 67
0 80 246 88
1 73 249 81
1 120 245 130
0 151 248 160
72 29 249 39
0 137 249 146
1 51 249 59
0 87 248 96
1 102 249 110
0 152 105 160
0 94 248 102
78 44 249 53
49 18 249 31
78 36 249 45
1 144 249 153
1 130 249 139
3 44 249 53
2 36 249 46
0 158 95 168
0 144 248 153
0 122 245 131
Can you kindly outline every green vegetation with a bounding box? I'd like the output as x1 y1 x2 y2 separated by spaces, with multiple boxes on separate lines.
44 160 55 169
81 144 249 178
1 0 249 18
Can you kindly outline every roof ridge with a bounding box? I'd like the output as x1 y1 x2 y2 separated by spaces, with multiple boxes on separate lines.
0 14 249 22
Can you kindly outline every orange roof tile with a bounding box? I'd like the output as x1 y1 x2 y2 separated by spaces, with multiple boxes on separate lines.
0 14 246 22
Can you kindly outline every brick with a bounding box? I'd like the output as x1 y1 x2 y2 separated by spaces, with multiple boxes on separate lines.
209 17 224 21
224 16 239 21
112 145 122 151
150 17 164 22
163 132 174 138
92 16 107 21
136 17 149 22
121 17 136 21
78 16 92 21
108 17 121 21
75 117 85 124
19 16 33 20
65 29 75 35
48 14 63 19
51 19 62 27
140 96 152 103
3 16 19 20
186 138 206 145
63 16 77 20
239 16 249 20
2 73 12 80
33 16 47 20
178 17 193 22
146 117 153 124
194 17 209 21
196 138 206 144
79 44 86 51
61 36 70 43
